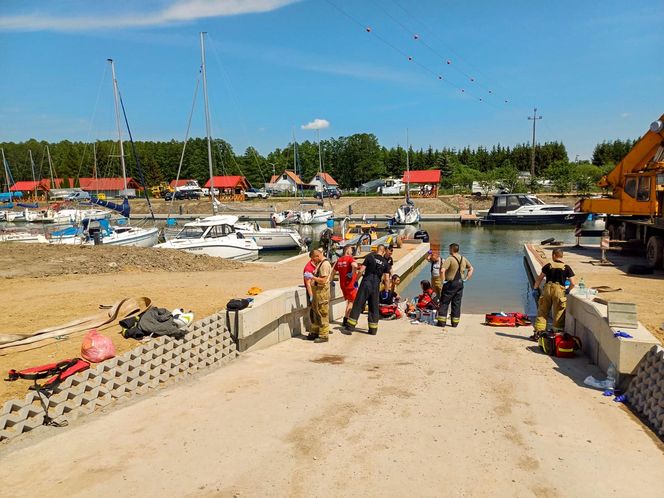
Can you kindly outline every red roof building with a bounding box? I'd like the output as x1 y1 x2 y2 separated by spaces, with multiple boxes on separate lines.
309 172 338 188
82 177 141 191
268 170 304 186
402 170 441 184
10 178 66 192
205 176 251 190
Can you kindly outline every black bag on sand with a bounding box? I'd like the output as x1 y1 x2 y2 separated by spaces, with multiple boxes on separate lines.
226 299 250 311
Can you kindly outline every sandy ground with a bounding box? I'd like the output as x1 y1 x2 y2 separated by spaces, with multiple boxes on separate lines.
129 194 579 216
0 244 417 406
1 316 663 497
533 244 664 343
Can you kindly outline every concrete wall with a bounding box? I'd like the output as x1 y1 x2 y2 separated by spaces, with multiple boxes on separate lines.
232 243 430 353
523 244 659 376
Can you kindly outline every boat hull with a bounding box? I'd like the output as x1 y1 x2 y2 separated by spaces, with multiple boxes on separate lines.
155 240 259 260
483 213 588 226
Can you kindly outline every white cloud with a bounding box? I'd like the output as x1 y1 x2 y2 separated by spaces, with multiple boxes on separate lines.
301 118 330 130
0 0 300 32
620 112 630 119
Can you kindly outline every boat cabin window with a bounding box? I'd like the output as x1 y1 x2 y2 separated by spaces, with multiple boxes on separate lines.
636 176 650 201
206 225 234 238
385 180 394 187
624 177 637 199
506 196 521 209
178 226 206 239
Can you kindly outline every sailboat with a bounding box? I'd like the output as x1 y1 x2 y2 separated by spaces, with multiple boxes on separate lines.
155 32 260 259
66 59 160 247
393 130 421 225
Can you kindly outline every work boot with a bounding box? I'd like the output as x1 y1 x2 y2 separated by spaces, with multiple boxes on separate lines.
306 334 319 341
313 337 329 343
341 326 353 336
342 317 348 327
369 329 377 336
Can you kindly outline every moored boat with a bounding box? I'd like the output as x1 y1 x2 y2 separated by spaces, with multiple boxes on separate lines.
483 194 588 225
234 220 306 251
154 215 261 260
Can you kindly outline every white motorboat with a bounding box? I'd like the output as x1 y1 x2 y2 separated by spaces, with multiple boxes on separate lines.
0 210 24 222
24 207 109 224
483 194 588 226
299 208 333 225
0 231 49 243
394 202 421 225
154 215 261 260
49 219 160 247
234 220 306 251
272 210 300 225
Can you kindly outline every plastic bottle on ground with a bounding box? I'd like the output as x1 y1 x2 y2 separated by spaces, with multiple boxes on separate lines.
606 363 617 391
577 277 586 298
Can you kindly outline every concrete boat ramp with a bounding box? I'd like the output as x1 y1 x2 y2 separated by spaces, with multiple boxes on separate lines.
2 316 663 497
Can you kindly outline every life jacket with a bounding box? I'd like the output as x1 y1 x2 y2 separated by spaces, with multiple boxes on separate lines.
417 289 436 309
485 312 532 327
6 358 90 390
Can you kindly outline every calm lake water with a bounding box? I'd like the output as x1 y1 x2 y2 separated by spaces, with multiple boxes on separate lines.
261 220 591 315
398 223 585 315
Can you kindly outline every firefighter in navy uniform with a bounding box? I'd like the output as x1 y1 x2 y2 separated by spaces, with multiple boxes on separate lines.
343 244 388 336
436 243 474 328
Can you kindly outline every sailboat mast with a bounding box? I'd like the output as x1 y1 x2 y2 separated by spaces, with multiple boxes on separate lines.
200 32 217 215
405 129 410 203
292 129 298 198
1 149 9 193
317 129 323 175
46 145 55 189
29 150 36 199
92 142 98 181
108 59 128 194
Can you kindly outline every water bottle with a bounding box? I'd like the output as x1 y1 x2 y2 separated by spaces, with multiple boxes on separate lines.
578 278 586 298
606 363 617 392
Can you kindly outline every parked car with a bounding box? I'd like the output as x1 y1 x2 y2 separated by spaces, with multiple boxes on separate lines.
165 190 201 201
315 187 342 199
244 188 270 200
471 181 509 197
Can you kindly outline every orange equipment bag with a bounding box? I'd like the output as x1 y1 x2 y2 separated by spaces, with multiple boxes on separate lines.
485 312 532 327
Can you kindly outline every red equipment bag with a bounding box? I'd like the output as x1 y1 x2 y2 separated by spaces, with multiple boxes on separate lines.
554 333 582 358
485 312 531 327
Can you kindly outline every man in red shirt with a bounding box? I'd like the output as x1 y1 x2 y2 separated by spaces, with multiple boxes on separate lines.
332 245 358 328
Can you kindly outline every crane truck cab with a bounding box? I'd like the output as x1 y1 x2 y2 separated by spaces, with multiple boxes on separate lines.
578 115 664 268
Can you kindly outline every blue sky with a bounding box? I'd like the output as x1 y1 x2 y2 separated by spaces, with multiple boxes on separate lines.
1 0 662 160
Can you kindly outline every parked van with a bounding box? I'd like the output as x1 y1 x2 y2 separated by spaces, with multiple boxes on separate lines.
65 190 92 201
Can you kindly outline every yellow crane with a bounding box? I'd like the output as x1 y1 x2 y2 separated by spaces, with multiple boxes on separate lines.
579 113 664 268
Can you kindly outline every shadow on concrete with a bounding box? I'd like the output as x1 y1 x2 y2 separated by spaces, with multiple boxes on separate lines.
494 331 533 342
524 344 605 390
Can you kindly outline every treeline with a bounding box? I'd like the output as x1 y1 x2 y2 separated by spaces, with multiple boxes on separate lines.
0 135 634 191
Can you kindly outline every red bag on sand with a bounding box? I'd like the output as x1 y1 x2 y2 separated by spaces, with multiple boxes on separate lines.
81 329 116 363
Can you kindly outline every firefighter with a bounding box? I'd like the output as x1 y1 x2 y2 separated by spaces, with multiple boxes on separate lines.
343 244 389 336
532 248 576 337
436 243 474 328
307 249 332 343
331 245 359 327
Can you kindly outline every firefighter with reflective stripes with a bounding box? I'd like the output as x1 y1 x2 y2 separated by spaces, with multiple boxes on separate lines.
307 249 333 343
532 248 575 336
343 244 389 336
436 243 474 328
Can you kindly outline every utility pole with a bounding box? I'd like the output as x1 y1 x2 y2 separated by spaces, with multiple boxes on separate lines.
528 107 542 178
